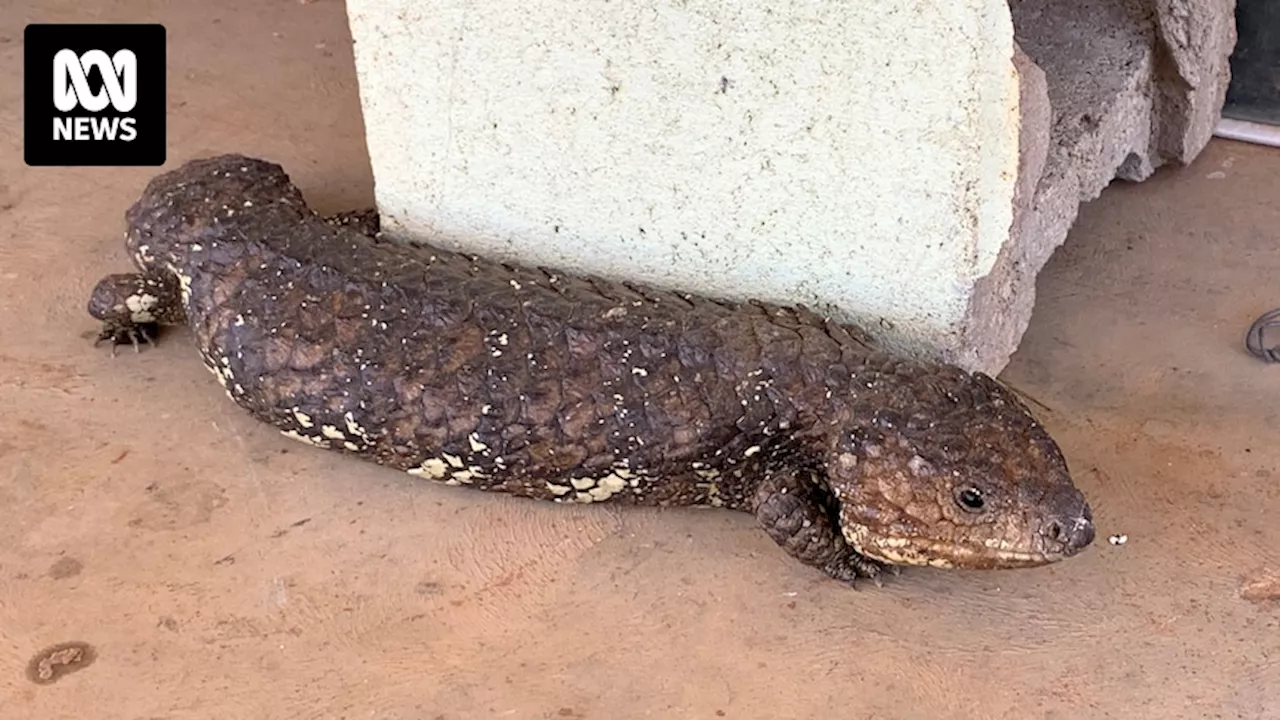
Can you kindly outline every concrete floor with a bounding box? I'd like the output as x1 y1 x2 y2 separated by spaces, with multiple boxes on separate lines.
2 2 1278 718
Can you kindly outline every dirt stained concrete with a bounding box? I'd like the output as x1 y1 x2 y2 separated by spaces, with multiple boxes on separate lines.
0 1 1277 718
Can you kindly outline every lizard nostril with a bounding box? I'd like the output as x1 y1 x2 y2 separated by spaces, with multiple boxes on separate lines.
1043 515 1096 553
1044 519 1065 543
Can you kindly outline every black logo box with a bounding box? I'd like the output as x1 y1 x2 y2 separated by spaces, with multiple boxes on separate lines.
24 23 166 167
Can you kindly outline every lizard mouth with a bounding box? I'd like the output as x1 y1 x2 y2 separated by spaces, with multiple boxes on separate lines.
844 528 1065 570
842 506 1095 570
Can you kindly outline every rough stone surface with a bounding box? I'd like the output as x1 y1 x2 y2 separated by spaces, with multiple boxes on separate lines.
958 0 1237 373
954 46 1052 373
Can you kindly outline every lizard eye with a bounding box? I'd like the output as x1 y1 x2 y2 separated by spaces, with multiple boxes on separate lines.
955 486 986 512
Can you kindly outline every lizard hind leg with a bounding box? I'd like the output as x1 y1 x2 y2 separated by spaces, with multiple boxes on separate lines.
87 271 184 354
322 208 381 238
752 464 895 587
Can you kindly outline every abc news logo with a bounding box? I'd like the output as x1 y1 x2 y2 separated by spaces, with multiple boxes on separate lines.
53 49 140 142
25 24 166 166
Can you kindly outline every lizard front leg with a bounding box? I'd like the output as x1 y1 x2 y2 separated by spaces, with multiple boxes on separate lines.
87 271 185 354
753 465 895 587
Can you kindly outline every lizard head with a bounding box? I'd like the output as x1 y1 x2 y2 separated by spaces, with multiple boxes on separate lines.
828 370 1095 571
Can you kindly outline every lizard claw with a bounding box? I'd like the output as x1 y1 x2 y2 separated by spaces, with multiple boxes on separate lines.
822 549 894 589
94 319 158 356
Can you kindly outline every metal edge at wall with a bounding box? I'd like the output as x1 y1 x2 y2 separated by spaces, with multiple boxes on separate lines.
1214 117 1280 149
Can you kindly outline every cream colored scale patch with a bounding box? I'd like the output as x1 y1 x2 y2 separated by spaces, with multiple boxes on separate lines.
400 452 650 503
278 411 373 454
545 465 642 504
281 429 329 448
133 239 156 265
201 349 249 406
123 292 159 323
162 263 195 308
406 452 490 486
278 423 356 453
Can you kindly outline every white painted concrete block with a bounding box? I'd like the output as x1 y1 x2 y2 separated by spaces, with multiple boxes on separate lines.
345 0 1235 372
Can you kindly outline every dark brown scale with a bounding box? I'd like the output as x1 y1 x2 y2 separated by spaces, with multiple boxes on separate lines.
87 154 1097 587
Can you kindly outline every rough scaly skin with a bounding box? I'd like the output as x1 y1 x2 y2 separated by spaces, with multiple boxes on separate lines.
88 154 1096 587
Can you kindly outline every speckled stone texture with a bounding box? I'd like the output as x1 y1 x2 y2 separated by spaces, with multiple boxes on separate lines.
958 0 1237 373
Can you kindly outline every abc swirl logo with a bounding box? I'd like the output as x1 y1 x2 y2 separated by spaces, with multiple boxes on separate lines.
52 48 140 141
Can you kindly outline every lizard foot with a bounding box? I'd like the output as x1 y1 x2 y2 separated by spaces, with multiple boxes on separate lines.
94 318 158 356
821 549 899 588
754 464 901 589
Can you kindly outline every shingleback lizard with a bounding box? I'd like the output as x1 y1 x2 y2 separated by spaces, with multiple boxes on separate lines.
87 154 1096 587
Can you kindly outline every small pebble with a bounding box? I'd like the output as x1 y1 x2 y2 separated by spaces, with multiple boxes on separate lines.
1108 534 1128 546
